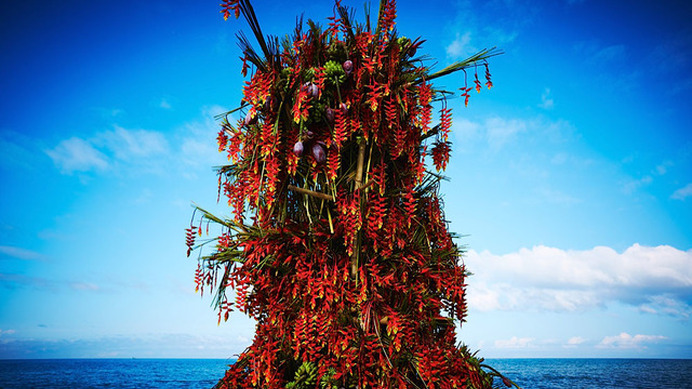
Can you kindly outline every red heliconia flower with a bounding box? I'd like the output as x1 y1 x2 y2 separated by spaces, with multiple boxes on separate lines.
403 190 416 227
418 82 433 132
327 13 341 38
220 0 240 20
240 54 249 77
194 262 202 292
485 63 493 89
439 106 453 141
292 87 311 123
385 97 398 129
461 86 473 107
216 129 228 152
326 144 340 180
432 140 451 171
379 0 397 34
333 107 349 146
185 226 196 257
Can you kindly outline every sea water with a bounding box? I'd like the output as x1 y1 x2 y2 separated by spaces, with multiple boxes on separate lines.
486 358 692 389
0 358 691 388
0 358 231 389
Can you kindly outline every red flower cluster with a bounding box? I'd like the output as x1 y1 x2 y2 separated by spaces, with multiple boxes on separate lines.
187 1 509 388
220 0 240 21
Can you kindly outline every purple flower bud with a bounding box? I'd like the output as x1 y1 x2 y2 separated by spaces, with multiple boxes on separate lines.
293 141 304 157
311 143 326 164
264 96 273 110
244 110 257 126
343 60 353 75
326 108 335 123
340 103 348 113
307 82 319 98
305 130 315 139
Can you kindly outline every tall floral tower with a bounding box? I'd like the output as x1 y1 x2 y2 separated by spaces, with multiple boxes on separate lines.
186 0 513 388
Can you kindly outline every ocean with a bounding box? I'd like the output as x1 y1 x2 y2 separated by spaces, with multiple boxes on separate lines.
0 358 690 388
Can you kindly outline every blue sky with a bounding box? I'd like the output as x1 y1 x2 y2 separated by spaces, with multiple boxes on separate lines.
1 0 690 359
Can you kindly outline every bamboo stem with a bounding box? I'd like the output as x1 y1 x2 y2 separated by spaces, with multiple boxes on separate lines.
327 207 334 234
288 185 335 201
355 140 366 189
360 179 375 191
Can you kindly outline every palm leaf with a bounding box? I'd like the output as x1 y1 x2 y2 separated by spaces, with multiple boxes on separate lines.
423 47 503 83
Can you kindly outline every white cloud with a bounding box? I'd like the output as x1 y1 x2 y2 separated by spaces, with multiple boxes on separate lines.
160 99 172 110
539 88 554 110
593 44 626 63
655 160 673 176
494 336 534 349
550 153 569 165
0 246 45 261
179 105 230 168
464 244 692 317
451 117 481 145
597 332 666 349
537 187 581 205
451 115 574 153
446 1 525 58
46 137 109 174
574 41 627 66
47 127 169 175
70 282 100 292
484 117 527 150
619 160 676 196
0 333 252 358
45 106 231 182
565 336 586 347
97 126 168 160
621 175 653 194
671 183 692 200
446 32 475 59
638 295 692 319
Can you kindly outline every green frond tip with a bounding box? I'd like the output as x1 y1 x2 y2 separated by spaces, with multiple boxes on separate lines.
319 367 338 389
423 47 504 83
285 361 318 389
213 104 248 121
192 204 250 234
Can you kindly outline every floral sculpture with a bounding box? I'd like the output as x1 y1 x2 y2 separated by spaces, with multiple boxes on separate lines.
185 0 516 387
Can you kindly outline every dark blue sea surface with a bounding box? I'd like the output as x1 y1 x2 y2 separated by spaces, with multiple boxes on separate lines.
0 358 691 388
487 358 692 389
0 358 233 389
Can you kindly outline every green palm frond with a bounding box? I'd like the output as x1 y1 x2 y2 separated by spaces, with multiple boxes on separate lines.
236 0 276 67
423 47 503 83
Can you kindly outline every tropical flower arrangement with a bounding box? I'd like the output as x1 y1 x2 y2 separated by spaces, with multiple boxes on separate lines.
185 0 516 387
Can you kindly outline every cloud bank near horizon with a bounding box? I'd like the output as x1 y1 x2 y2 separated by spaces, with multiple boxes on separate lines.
464 244 692 318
